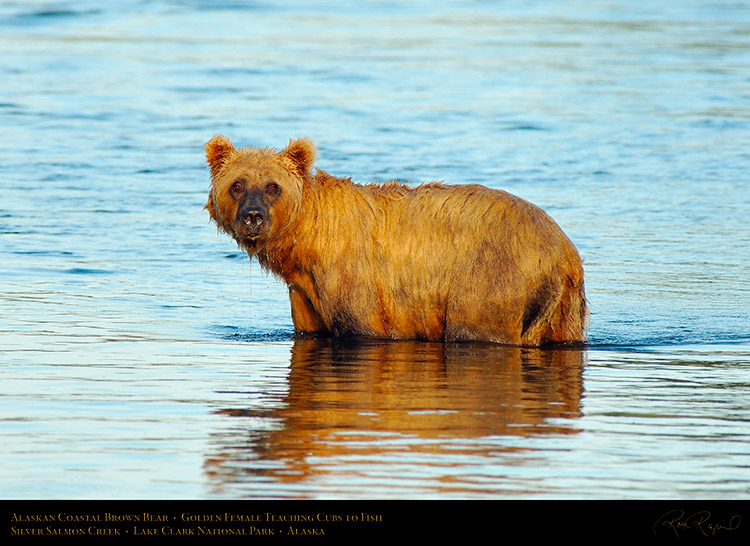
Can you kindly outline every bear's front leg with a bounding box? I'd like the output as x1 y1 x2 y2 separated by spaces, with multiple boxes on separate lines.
288 285 329 336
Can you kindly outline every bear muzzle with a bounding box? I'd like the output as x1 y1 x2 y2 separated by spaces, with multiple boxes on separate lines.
235 201 268 242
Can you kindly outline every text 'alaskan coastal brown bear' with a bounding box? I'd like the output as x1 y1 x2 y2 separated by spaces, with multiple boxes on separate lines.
205 136 588 346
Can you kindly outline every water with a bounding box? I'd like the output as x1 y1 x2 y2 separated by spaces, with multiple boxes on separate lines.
1 0 749 500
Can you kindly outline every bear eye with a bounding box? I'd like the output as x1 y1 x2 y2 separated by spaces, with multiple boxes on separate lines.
229 181 244 197
266 182 280 196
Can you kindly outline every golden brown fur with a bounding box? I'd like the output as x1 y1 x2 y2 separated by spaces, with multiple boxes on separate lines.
205 136 588 346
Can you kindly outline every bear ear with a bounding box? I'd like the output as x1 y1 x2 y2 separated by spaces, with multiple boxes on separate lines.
205 135 236 178
282 137 317 175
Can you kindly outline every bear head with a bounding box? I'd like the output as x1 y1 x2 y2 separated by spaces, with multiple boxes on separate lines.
205 136 316 255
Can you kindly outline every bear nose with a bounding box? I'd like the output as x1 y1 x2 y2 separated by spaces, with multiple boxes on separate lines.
242 208 264 227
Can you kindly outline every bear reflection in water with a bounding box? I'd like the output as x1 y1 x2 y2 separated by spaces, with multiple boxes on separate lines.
205 338 585 488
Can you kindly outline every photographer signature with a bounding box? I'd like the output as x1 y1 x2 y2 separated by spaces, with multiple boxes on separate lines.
653 510 741 538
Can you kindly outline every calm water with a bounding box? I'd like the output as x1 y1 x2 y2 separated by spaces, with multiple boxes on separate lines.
1 1 749 500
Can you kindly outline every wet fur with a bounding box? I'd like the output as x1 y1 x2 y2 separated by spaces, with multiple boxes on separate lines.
206 136 588 346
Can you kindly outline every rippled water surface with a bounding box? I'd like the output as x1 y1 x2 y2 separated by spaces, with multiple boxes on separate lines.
1 1 749 499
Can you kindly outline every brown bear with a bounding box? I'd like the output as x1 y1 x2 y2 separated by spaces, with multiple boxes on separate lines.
205 136 588 346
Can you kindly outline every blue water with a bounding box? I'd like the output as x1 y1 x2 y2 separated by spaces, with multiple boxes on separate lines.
1 0 749 499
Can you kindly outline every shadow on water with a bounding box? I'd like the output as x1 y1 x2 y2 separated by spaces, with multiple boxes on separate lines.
204 338 585 495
